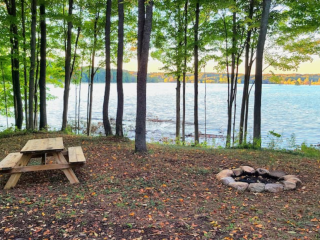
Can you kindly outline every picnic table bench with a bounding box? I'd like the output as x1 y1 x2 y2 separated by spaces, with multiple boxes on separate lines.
0 137 86 189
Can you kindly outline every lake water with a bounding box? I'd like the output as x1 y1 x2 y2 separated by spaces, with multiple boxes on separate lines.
1 83 320 148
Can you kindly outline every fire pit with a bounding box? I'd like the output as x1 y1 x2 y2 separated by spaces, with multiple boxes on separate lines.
216 166 302 193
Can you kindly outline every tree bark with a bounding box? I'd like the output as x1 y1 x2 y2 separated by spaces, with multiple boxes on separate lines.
253 0 271 147
62 0 74 131
28 0 37 130
103 0 112 135
116 0 124 137
135 0 153 152
39 3 47 130
193 0 199 144
5 0 23 130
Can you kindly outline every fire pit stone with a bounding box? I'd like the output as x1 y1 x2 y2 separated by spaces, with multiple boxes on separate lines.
217 167 302 193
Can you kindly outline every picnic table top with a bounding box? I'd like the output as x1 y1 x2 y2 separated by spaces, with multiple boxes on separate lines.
20 137 64 153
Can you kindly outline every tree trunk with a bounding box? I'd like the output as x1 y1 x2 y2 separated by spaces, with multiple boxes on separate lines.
28 0 37 130
87 11 100 136
116 0 124 137
39 3 47 130
135 0 153 152
21 0 28 128
253 0 271 147
226 9 237 147
5 0 23 130
1 62 9 128
62 0 73 131
103 0 112 135
70 26 81 79
176 74 181 142
182 0 188 143
34 30 40 129
193 0 199 144
239 0 254 145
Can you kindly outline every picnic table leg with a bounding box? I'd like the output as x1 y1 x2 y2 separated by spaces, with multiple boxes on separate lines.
4 154 32 190
53 152 79 184
41 153 47 165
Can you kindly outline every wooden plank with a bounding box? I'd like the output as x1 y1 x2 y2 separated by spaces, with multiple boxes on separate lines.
0 152 23 170
53 152 79 184
21 137 64 153
9 164 71 173
4 154 32 189
68 146 86 163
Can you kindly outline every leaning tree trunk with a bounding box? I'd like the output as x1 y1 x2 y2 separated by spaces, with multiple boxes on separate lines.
239 0 254 145
116 0 124 137
5 0 23 129
193 0 199 144
135 0 154 152
253 0 271 147
39 3 47 130
28 0 37 130
62 0 74 131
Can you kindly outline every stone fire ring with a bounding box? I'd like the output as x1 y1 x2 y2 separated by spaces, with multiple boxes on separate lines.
216 166 302 193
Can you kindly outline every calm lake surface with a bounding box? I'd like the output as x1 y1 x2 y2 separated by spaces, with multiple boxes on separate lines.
1 83 320 148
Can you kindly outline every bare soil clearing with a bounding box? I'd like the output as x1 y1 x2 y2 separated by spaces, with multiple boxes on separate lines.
0 133 319 239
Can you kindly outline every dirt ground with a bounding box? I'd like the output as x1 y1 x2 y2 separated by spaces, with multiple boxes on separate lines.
0 133 319 239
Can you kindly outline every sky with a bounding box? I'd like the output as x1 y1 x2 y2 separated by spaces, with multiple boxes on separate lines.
123 56 320 74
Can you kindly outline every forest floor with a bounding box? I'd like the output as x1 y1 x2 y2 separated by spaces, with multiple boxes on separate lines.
0 133 319 240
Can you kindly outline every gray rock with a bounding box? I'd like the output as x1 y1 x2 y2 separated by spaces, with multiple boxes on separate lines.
232 168 243 177
240 166 256 174
265 183 284 193
248 183 265 193
216 169 234 180
220 177 236 186
229 182 248 191
256 168 270 176
268 171 286 179
285 177 302 187
282 181 296 190
279 175 298 181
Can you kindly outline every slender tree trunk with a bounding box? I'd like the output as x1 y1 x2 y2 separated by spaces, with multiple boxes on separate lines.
226 9 236 147
176 74 181 142
1 62 9 128
193 0 199 144
5 0 23 129
62 0 74 131
103 0 112 135
116 0 124 136
70 26 81 79
239 0 254 145
87 11 100 136
135 0 154 152
34 30 40 129
28 0 37 130
253 0 271 147
182 0 188 143
39 3 47 130
21 0 28 128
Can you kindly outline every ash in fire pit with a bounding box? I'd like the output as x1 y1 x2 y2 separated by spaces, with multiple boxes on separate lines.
216 166 302 193
235 175 277 184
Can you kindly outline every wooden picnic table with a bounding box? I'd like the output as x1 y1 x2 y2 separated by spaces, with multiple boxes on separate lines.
0 137 85 189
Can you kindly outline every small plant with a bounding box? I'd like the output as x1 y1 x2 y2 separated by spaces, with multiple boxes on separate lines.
267 130 283 150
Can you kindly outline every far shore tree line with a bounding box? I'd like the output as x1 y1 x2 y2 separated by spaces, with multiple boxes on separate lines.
80 69 320 85
1 0 320 151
